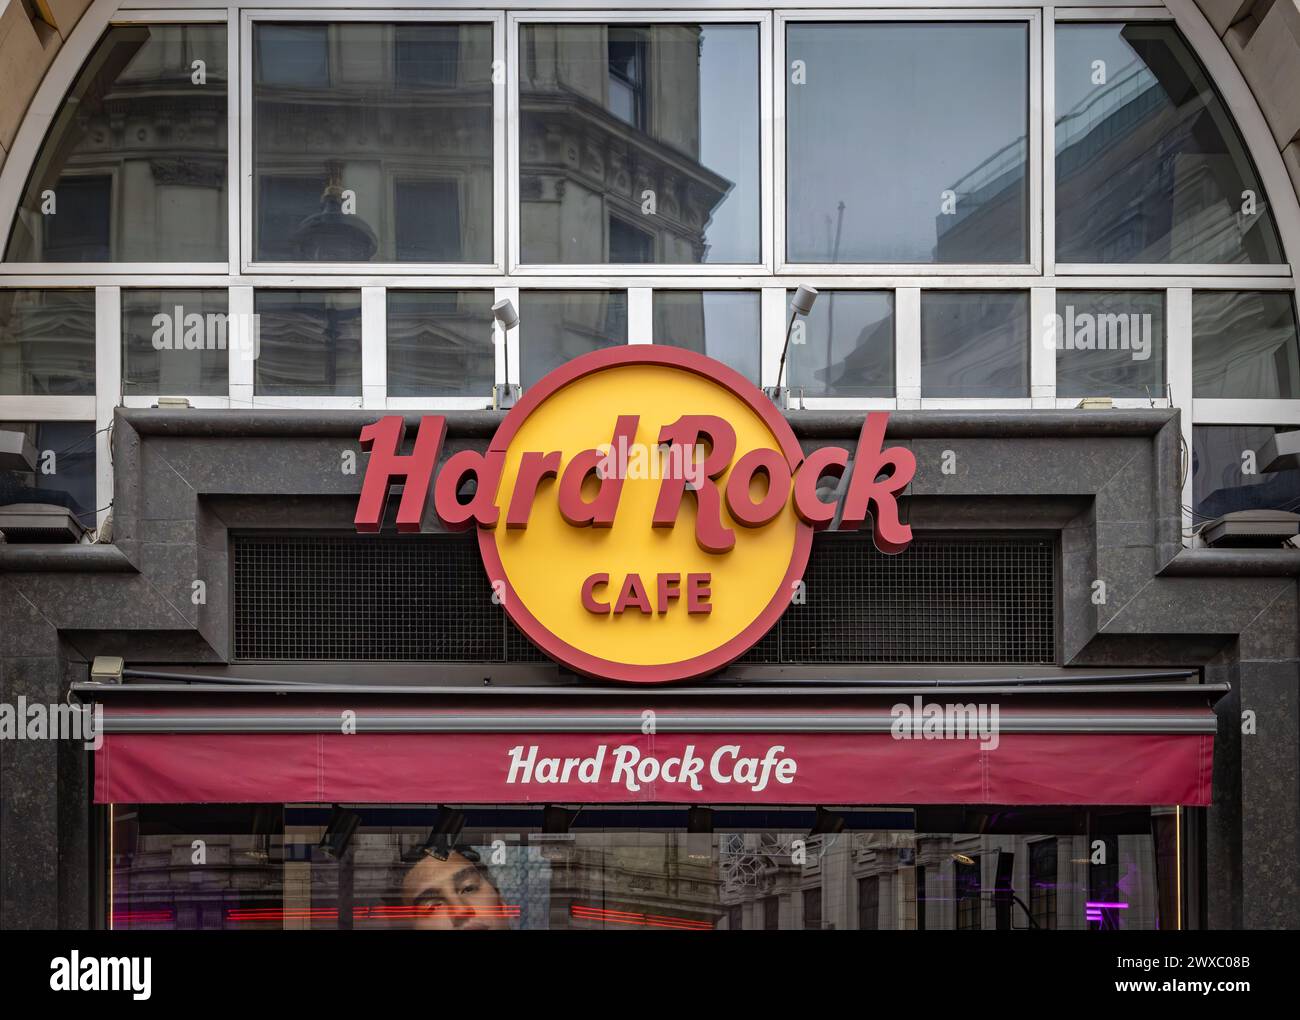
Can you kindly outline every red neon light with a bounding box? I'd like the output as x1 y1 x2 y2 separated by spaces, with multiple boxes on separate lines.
570 904 713 930
225 904 521 923
112 909 175 925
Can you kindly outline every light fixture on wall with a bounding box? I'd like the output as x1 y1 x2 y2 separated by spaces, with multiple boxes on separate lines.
809 806 844 836
767 285 819 410
318 805 361 860
492 298 520 410
412 805 467 862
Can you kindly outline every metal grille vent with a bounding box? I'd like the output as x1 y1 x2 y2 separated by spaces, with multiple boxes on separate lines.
232 533 1055 665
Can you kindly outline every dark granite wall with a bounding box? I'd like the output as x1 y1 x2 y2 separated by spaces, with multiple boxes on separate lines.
0 407 1296 928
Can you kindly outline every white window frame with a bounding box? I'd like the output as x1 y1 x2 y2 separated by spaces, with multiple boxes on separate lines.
506 8 774 277
238 9 506 277
1052 4 1297 279
0 0 1298 539
774 8 1043 277
0 6 232 277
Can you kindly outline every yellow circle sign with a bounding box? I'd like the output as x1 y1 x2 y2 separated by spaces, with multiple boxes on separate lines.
479 346 811 683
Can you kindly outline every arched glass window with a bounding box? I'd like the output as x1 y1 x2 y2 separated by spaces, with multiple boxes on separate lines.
1055 22 1284 264
4 24 228 264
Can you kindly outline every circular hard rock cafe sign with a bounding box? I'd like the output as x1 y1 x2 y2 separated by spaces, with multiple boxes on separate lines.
354 346 914 683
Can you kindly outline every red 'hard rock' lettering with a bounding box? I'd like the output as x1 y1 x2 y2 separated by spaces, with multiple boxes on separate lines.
353 412 914 555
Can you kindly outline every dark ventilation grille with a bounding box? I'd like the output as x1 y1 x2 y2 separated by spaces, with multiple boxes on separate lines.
745 535 1056 665
232 533 1055 664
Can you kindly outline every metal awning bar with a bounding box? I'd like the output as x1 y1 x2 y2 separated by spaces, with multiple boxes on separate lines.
97 710 1218 735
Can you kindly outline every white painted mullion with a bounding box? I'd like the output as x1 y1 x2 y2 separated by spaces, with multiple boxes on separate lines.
361 286 386 409
627 287 653 344
226 6 240 272
94 285 121 530
896 288 922 408
1193 398 1300 426
238 11 254 273
495 285 519 388
1042 5 1057 278
0 396 95 420
1030 286 1056 407
761 287 787 390
492 10 508 274
1167 287 1194 535
228 285 255 407
1027 9 1044 275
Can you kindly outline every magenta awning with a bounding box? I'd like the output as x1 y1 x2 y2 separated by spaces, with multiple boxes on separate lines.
84 678 1223 807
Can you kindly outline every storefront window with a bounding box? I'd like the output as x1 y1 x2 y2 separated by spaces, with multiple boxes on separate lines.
785 22 1028 265
0 289 96 396
253 22 494 263
785 290 894 398
0 420 96 518
1055 23 1284 265
519 290 627 388
254 290 362 396
921 291 1029 398
1054 290 1165 399
1193 291 1300 399
518 23 760 265
4 24 228 264
652 291 760 383
387 290 496 397
123 289 229 396
107 805 1181 931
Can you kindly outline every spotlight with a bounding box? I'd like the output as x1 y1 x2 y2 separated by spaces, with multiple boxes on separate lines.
687 806 714 834
809 806 844 836
414 806 466 862
769 285 819 408
492 299 520 410
542 805 578 834
318 805 360 859
790 284 819 317
951 852 977 867
492 298 519 331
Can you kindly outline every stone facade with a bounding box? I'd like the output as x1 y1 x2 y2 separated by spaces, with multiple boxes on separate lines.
2 407 1298 928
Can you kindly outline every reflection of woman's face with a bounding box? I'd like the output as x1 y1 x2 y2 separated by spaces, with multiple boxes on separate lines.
402 851 509 930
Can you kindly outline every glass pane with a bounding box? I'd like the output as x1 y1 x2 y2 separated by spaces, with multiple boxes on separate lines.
786 23 1028 264
1055 23 1284 264
921 292 1028 397
0 289 96 395
122 290 229 397
253 23 493 263
387 290 495 396
0 420 95 518
108 805 1174 930
652 291 760 383
254 291 361 396
1054 291 1165 398
785 290 894 398
5 24 228 263
520 291 626 388
1193 292 1300 399
1193 425 1300 520
519 24 760 265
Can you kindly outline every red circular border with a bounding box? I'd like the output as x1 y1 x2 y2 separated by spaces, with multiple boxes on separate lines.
479 345 812 684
